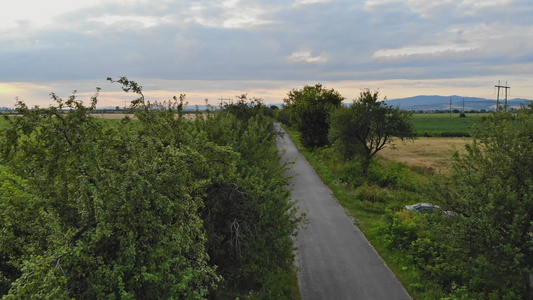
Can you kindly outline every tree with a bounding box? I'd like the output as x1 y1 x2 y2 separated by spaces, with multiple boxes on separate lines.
0 79 302 299
284 84 344 148
0 90 222 298
426 108 533 298
328 89 415 176
194 98 302 298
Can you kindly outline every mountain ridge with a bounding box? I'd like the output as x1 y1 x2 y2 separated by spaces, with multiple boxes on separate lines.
384 95 532 111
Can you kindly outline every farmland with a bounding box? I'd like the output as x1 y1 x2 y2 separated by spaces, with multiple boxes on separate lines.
379 113 486 173
379 137 470 174
410 112 487 136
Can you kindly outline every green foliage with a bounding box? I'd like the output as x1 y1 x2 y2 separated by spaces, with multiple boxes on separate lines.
283 84 344 148
376 210 419 251
275 107 292 127
329 89 416 176
285 104 533 298
0 79 300 299
220 94 274 122
196 100 301 299
0 90 219 298
377 108 533 299
427 109 533 298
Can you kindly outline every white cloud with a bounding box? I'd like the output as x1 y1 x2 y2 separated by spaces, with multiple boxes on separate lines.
0 0 159 28
89 15 162 28
0 1 93 28
460 0 512 10
185 0 276 29
289 50 328 63
364 0 400 12
294 0 334 5
373 44 478 58
365 0 513 17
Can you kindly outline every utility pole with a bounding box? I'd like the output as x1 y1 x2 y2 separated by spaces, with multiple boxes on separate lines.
495 80 510 110
462 98 465 113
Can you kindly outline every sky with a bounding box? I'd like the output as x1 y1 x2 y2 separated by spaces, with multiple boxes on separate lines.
1 0 532 108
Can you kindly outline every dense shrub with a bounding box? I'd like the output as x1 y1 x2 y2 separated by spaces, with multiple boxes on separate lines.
0 81 301 299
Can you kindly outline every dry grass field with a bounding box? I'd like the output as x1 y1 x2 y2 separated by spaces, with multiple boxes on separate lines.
380 137 472 174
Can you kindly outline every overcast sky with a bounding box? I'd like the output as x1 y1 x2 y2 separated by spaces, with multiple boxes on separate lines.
1 0 532 107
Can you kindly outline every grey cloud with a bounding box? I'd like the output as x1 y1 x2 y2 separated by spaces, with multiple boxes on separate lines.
1 0 532 85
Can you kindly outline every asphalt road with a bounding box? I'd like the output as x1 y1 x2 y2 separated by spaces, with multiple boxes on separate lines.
275 123 412 300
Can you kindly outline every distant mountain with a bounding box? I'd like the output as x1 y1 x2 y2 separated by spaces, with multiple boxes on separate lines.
384 95 532 111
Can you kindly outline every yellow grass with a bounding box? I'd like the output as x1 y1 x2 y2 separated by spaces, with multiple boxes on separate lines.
380 137 472 174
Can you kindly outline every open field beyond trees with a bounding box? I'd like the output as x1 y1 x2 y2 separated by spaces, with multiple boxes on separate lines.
410 112 487 137
380 137 470 174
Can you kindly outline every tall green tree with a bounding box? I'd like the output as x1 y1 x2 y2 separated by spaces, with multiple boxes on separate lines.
0 90 224 298
284 84 344 148
0 79 302 299
194 97 302 298
424 108 533 298
328 89 415 176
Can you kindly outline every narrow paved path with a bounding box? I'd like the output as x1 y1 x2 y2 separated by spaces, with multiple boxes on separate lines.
275 124 412 300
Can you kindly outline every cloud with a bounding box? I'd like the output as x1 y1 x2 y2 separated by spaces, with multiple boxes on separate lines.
0 0 532 107
294 0 334 5
373 44 478 58
289 50 328 63
88 16 162 28
183 0 278 29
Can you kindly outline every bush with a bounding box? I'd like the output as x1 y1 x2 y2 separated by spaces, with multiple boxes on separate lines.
356 183 392 203
0 81 301 299
376 210 419 251
366 160 411 188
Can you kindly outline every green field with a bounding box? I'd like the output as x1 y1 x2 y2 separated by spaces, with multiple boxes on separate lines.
411 112 488 136
2 112 488 136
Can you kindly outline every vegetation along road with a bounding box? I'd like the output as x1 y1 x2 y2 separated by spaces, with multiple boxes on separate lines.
275 123 412 300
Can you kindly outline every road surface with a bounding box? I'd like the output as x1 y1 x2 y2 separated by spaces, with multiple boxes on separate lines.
275 124 412 300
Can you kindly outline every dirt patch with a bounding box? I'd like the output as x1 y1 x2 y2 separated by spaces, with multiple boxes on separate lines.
380 137 471 174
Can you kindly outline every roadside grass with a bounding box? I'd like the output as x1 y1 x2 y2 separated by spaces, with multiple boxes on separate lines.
282 126 448 300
